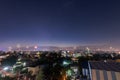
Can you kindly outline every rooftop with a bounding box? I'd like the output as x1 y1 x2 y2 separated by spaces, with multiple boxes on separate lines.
89 61 120 72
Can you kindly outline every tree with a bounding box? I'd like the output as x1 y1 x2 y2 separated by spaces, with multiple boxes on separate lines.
2 55 18 66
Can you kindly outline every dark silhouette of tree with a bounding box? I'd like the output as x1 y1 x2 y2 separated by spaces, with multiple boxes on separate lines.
2 55 18 66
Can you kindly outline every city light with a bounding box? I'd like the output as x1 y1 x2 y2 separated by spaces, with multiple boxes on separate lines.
34 46 38 49
3 67 9 71
63 61 70 66
23 62 26 66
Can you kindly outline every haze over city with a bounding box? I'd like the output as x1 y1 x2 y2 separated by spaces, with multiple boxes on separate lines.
0 0 120 49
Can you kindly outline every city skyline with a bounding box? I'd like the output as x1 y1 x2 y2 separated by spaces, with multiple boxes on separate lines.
0 0 120 48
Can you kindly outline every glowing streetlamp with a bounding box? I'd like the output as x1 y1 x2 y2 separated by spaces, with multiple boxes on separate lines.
63 61 71 66
3 67 9 71
23 62 26 66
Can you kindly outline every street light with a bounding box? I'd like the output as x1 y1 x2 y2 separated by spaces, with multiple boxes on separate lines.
3 67 9 71
23 62 26 66
63 61 70 66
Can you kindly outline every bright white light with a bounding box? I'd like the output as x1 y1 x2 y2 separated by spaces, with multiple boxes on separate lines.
23 62 26 66
63 61 69 65
18 58 21 61
67 51 70 53
3 67 9 71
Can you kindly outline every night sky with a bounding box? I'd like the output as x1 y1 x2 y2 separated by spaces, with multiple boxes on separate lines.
0 0 120 48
